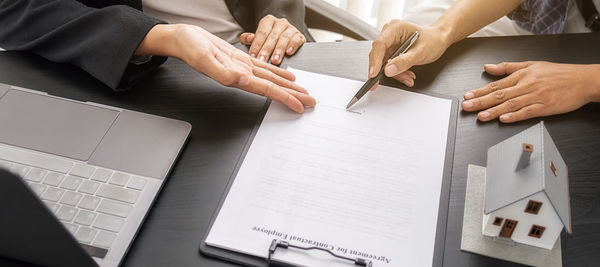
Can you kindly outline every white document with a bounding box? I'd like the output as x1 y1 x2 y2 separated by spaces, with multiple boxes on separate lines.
206 68 453 267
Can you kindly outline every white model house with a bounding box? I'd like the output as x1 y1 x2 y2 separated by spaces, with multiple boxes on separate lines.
482 122 572 250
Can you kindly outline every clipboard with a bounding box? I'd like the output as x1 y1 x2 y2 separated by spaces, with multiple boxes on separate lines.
199 87 459 267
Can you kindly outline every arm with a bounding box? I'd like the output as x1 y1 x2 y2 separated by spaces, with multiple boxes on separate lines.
0 0 165 91
434 0 524 45
136 24 317 113
0 1 315 113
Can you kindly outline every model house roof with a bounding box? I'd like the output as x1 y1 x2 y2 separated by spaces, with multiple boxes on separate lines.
485 122 572 233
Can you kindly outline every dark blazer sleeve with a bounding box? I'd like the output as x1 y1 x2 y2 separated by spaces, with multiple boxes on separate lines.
0 0 167 91
224 0 314 42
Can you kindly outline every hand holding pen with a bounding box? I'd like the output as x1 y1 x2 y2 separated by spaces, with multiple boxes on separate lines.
347 31 419 109
367 20 456 91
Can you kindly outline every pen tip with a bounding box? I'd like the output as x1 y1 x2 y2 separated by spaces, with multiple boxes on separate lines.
346 97 358 110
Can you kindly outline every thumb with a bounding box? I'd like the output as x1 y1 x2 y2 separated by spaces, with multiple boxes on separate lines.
484 62 531 76
384 50 418 77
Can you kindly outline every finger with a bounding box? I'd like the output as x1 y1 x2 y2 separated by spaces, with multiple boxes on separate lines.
258 19 289 62
498 103 545 123
476 94 535 122
252 65 308 94
368 37 389 78
271 28 295 65
368 24 408 78
245 76 305 113
462 84 532 112
484 61 532 76
248 15 275 58
369 81 380 91
463 73 522 101
384 49 420 77
240 33 255 45
282 87 316 107
286 33 305 56
251 57 296 81
391 71 416 87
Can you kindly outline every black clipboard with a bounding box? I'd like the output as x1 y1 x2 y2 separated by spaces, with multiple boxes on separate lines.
199 88 459 267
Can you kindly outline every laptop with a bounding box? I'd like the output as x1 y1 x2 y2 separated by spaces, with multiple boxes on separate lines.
0 82 191 267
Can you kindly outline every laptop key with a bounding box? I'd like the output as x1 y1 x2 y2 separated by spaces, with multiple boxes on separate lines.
62 222 79 235
27 182 47 196
97 184 139 204
10 163 30 177
79 195 101 210
93 214 124 232
78 180 100 194
127 176 147 191
70 164 95 178
24 168 46 182
93 231 117 248
98 199 132 218
74 210 97 226
41 187 65 202
91 168 112 183
43 172 65 186
109 172 130 186
56 206 77 221
42 200 60 213
60 191 83 206
60 175 82 190
75 227 98 244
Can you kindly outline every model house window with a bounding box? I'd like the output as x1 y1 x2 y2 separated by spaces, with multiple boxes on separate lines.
493 217 504 226
525 200 543 214
529 225 546 238
550 161 557 176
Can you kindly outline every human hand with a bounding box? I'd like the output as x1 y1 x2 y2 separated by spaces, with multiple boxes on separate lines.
136 24 315 113
368 20 452 90
240 15 306 65
462 61 600 123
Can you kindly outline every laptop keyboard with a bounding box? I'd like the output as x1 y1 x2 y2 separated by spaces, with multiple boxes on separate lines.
0 145 150 256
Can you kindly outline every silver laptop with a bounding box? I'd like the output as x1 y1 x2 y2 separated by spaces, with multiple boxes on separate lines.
0 82 191 267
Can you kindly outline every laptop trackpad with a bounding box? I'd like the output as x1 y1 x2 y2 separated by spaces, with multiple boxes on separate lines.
0 90 118 161
88 110 191 180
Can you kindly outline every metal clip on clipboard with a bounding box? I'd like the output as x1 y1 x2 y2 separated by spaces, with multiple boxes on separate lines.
267 239 373 267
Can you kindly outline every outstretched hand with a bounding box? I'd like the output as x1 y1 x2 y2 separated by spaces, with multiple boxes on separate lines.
137 24 315 113
462 61 600 123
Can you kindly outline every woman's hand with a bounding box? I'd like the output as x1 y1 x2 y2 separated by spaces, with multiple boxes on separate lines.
136 24 315 113
462 62 600 123
368 20 452 90
239 15 306 65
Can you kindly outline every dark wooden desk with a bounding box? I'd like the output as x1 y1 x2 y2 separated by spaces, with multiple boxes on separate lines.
0 33 599 267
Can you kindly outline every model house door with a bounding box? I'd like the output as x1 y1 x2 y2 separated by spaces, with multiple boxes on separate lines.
499 219 518 238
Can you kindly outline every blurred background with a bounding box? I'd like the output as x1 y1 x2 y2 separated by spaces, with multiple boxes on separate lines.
309 0 418 42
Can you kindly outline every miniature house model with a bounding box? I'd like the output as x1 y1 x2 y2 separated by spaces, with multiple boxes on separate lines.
483 122 572 250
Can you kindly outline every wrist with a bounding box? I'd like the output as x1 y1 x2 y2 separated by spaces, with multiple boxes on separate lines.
135 24 182 59
429 22 455 51
588 64 600 102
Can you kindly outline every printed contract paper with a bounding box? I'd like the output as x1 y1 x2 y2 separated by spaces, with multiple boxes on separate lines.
205 68 452 266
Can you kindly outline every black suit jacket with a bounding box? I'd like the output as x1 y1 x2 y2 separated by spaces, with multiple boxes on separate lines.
0 0 311 91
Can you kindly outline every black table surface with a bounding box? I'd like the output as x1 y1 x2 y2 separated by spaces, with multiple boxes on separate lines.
1 33 599 267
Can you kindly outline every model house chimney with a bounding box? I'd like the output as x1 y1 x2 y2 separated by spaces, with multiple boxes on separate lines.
516 143 533 170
